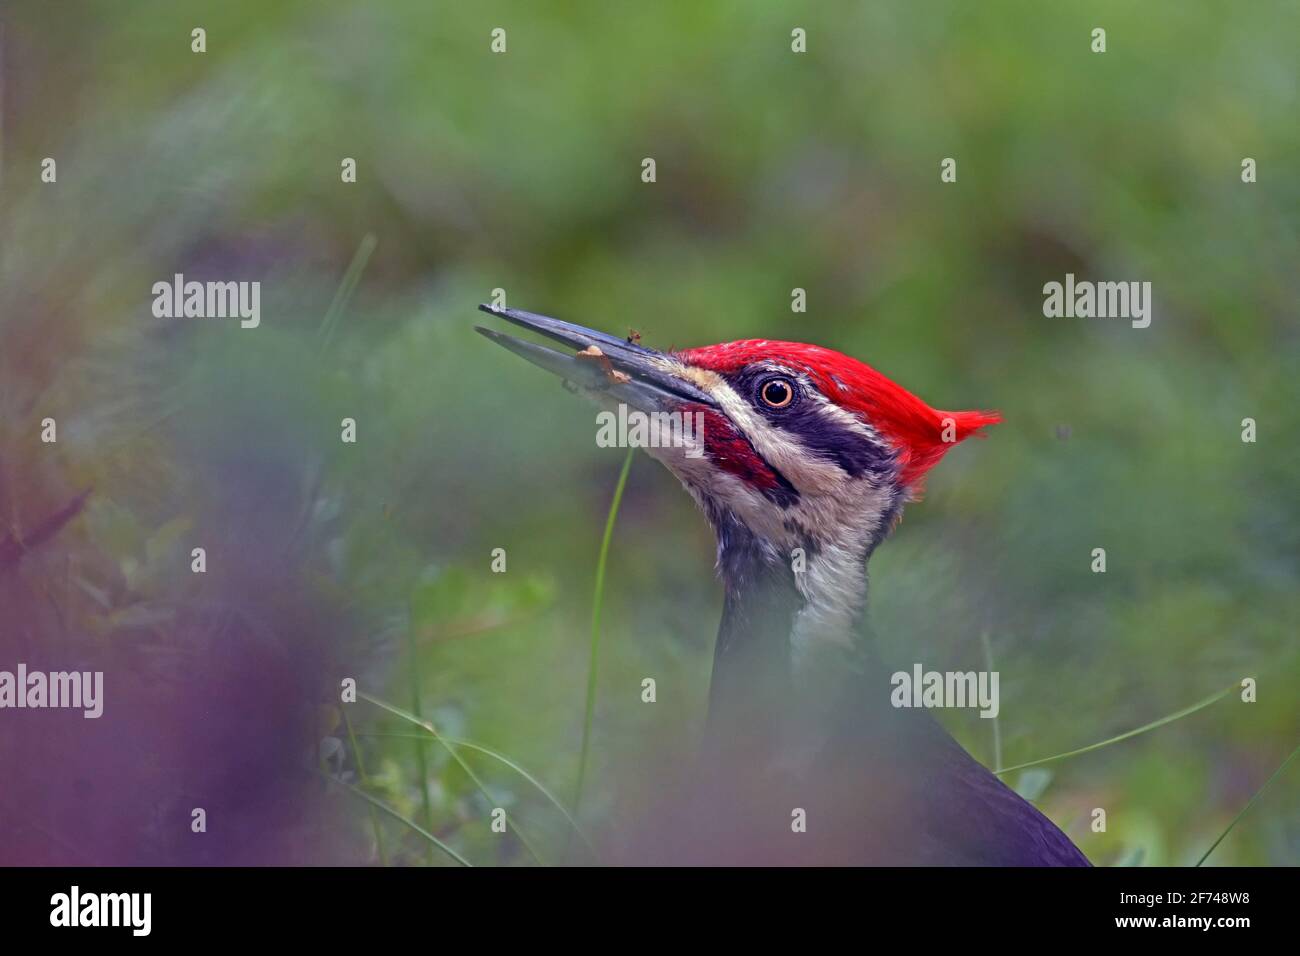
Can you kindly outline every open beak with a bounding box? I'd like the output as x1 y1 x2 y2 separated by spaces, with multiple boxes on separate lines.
475 304 716 413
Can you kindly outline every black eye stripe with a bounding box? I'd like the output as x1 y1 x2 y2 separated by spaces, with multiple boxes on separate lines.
725 367 897 479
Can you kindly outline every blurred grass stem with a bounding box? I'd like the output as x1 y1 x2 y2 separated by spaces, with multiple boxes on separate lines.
995 685 1236 774
573 449 634 819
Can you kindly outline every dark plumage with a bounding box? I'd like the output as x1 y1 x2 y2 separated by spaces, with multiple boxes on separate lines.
693 514 1090 866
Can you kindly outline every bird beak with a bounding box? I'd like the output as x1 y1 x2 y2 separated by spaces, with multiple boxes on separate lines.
475 304 717 412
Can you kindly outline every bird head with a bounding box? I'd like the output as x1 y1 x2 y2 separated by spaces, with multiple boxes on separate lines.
478 304 998 559
477 302 999 626
478 304 1001 780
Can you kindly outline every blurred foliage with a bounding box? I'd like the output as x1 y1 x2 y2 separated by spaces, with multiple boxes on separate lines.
0 0 1296 865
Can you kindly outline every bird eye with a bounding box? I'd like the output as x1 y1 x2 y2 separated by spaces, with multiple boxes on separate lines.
760 378 795 409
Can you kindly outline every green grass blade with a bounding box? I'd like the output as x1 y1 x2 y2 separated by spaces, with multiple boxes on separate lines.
354 727 595 853
343 708 388 866
323 773 470 867
443 737 596 857
358 692 550 864
1195 740 1300 866
319 232 378 350
979 629 1003 772
573 448 634 815
404 617 436 863
995 685 1236 775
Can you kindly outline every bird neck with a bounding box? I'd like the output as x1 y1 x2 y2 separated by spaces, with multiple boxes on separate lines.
703 509 881 766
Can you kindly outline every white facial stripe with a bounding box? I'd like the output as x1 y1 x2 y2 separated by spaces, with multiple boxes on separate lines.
774 467 899 672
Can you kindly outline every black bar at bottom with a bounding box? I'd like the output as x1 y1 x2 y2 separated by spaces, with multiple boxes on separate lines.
0 865 1285 941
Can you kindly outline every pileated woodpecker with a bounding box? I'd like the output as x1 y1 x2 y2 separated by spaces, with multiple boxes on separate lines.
478 304 1089 866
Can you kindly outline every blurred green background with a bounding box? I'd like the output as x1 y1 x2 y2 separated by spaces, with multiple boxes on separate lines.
1 1 1296 865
